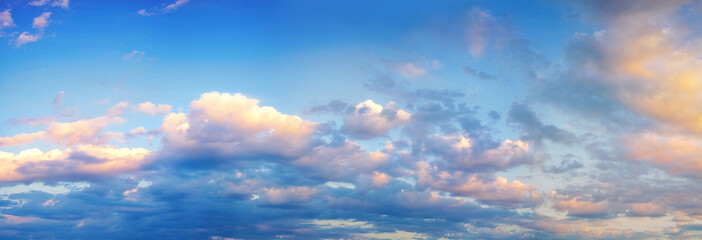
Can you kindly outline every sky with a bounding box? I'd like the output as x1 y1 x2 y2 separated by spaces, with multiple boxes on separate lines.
2 0 702 239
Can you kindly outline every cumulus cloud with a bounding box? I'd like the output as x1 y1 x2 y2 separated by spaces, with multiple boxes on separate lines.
341 100 411 139
293 141 389 180
426 135 533 171
134 101 172 115
160 92 319 161
417 161 542 208
0 145 151 182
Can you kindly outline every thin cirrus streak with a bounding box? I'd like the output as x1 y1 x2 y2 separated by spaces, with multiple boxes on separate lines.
2 0 702 239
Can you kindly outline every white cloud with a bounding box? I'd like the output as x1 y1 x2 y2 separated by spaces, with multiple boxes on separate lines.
0 145 151 182
135 101 172 115
139 0 190 16
29 0 69 8
33 12 51 29
164 0 190 11
15 32 40 47
0 9 14 30
160 92 319 159
106 101 129 117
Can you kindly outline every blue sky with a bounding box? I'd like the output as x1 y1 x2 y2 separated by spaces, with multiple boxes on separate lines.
2 0 702 239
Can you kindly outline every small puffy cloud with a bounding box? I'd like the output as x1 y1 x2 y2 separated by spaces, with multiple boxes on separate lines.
0 145 151 182
105 101 129 117
33 12 51 30
341 100 410 139
29 0 69 8
135 101 172 115
0 9 14 30
15 32 40 47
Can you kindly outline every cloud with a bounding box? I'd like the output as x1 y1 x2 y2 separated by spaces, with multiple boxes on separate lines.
53 91 65 110
417 161 542 208
465 8 496 57
15 32 41 47
340 100 411 139
426 135 533 171
134 102 172 115
293 141 389 180
29 0 69 8
622 133 702 180
551 190 610 217
138 0 191 16
0 9 14 32
0 132 46 147
137 9 152 16
0 145 151 182
542 154 584 174
122 50 146 61
507 102 578 146
15 12 52 47
261 186 317 205
45 117 125 146
463 65 496 80
388 62 427 78
160 92 320 161
164 0 190 11
105 101 129 117
33 12 51 30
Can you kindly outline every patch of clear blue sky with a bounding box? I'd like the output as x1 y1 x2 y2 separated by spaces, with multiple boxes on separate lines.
0 0 590 150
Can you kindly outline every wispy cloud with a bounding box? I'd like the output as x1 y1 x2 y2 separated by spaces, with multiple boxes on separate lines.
138 0 191 16
122 50 146 60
